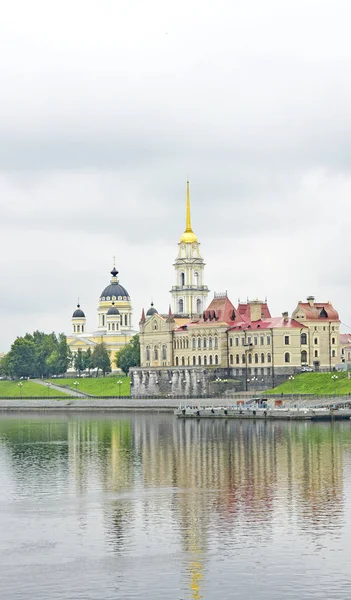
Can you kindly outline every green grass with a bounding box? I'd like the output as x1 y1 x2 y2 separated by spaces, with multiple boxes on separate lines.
45 376 130 396
266 372 351 395
0 381 66 397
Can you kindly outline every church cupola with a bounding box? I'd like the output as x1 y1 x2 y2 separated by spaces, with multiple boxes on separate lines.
106 301 121 333
170 181 209 316
72 303 86 335
97 261 133 332
146 302 158 316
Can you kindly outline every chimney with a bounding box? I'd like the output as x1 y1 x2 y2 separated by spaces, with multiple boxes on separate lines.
249 300 262 322
282 311 289 323
307 296 315 307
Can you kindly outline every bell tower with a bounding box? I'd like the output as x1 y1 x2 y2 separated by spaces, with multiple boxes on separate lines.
170 181 209 316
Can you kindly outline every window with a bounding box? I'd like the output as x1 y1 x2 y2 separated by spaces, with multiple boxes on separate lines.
108 324 111 331
214 337 218 349
181 356 185 366
235 337 239 346
179 299 184 313
82 325 84 332
194 272 199 286
209 355 213 365
198 356 202 366
332 337 336 344
332 326 335 331
301 333 307 345
260 336 264 345
203 337 207 349
146 346 150 361
112 323 115 331
229 338 233 347
196 298 202 313
77 324 80 332
284 352 290 363
242 354 246 364
301 350 307 363
186 338 189 349
209 337 213 349
261 353 265 363
230 354 233 364
332 350 336 358
193 356 196 365
153 321 158 330
192 337 196 349
215 355 219 365
73 325 76 332
254 336 258 345
154 347 158 360
236 354 240 364
162 345 167 360
175 356 179 366
102 315 105 326
267 353 271 363
241 338 245 346
254 353 258 364
247 336 252 344
180 272 185 286
314 350 318 358
197 337 201 349
125 314 128 326
267 335 271 345
314 338 318 345
204 356 207 366
284 336 290 345
248 354 252 364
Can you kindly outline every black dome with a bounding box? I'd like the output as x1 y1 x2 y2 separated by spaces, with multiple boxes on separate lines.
72 305 85 318
146 302 158 316
107 303 120 315
100 283 130 300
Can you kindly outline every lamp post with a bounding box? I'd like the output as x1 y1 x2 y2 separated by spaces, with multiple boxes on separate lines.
46 382 51 397
18 382 23 398
288 375 294 405
73 381 79 394
117 379 122 397
331 374 338 397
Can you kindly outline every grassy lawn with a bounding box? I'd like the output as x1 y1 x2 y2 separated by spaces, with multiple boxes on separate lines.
266 372 351 395
0 381 66 397
45 376 131 396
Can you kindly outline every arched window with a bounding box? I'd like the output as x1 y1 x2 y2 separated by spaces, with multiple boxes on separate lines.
209 337 213 349
198 356 202 366
173 340 176 349
108 324 111 331
73 325 76 332
314 350 318 358
82 325 84 332
230 354 233 364
193 356 196 365
301 333 307 345
162 345 167 360
236 354 239 364
180 272 185 286
125 314 128 326
284 352 290 363
260 336 264 345
146 346 150 361
254 353 258 364
261 353 265 363
209 355 213 365
203 337 207 349
332 349 336 357
332 337 336 345
214 337 218 349
77 324 80 333
102 315 105 327
248 354 252 364
179 298 184 313
154 346 158 360
197 337 201 349
197 298 202 313
301 350 307 363
204 356 207 366
314 338 318 345
267 353 271 363
181 356 185 366
242 354 246 364
192 337 196 349
215 355 219 365
112 323 115 331
186 338 189 349
153 321 158 330
194 272 199 286
175 356 179 366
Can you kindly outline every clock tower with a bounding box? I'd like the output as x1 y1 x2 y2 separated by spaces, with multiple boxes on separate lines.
170 182 209 316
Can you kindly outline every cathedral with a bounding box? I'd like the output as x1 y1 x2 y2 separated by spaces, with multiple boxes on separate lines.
67 265 136 368
133 182 341 396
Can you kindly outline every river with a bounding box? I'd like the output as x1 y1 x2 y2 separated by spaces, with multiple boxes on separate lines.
0 412 351 599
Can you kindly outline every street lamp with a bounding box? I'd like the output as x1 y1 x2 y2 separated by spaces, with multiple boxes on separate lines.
288 375 295 404
46 382 51 396
73 381 79 394
331 374 338 396
117 379 122 397
18 382 23 398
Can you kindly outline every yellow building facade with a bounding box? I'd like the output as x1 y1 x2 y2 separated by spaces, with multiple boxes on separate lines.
67 265 137 369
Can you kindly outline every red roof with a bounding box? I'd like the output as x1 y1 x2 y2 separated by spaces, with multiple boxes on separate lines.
228 317 306 332
237 302 271 320
295 302 339 321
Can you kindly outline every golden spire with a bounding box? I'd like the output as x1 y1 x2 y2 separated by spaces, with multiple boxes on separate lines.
180 180 198 244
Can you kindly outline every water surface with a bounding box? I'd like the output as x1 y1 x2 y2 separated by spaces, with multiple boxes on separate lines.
1 413 351 599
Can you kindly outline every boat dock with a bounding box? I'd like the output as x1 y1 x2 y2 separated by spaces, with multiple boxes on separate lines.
175 406 351 421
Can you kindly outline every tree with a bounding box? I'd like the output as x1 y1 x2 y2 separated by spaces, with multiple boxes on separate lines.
91 343 111 376
7 337 36 378
4 331 71 379
73 349 85 375
83 348 92 373
116 335 140 375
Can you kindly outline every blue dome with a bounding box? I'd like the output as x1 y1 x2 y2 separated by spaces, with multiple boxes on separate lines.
100 267 130 300
146 302 158 316
107 303 120 316
72 305 85 318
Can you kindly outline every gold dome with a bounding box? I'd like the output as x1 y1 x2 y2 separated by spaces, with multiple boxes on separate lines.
179 181 198 245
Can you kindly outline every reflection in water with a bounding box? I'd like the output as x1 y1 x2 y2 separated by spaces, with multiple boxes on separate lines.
0 414 350 600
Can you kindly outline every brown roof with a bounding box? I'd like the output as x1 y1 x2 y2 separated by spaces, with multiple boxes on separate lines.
296 302 339 321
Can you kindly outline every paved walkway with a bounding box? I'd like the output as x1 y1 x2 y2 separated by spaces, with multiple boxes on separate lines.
33 379 88 398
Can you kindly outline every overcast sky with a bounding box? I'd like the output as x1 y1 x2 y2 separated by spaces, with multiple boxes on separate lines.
1 0 351 351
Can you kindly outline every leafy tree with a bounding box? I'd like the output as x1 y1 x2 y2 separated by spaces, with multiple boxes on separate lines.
92 343 111 376
83 348 92 373
116 335 140 375
0 354 10 377
73 349 85 375
4 331 70 379
7 337 36 378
